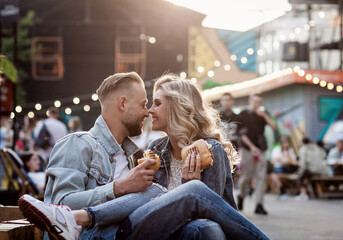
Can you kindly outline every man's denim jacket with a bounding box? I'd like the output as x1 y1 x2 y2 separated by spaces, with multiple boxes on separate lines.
44 116 140 210
149 136 238 210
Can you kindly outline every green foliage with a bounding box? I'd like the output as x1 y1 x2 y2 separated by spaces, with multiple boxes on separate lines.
201 79 230 90
1 10 36 105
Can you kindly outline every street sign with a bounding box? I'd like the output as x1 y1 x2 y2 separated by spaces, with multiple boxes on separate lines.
0 0 19 24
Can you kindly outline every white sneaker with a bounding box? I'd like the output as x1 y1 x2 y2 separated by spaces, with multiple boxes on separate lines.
294 193 309 201
18 194 81 240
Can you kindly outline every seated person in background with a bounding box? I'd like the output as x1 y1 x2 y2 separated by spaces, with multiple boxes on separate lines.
326 139 343 164
295 137 328 201
270 136 298 199
22 152 46 191
271 136 298 173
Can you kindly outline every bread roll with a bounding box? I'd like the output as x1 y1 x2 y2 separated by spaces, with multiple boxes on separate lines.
137 150 161 172
181 139 214 169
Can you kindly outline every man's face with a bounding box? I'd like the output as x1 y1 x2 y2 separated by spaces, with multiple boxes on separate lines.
122 83 149 137
220 95 234 111
249 95 263 111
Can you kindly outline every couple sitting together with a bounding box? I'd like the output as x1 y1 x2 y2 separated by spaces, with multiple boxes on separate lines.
19 72 269 240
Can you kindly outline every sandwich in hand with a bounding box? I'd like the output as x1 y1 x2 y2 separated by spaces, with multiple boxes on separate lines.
137 149 161 172
181 139 214 170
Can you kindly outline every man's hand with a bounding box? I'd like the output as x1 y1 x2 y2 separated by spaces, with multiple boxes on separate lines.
113 159 156 197
250 145 262 156
182 152 201 182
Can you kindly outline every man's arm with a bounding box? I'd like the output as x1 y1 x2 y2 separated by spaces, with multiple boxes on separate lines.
258 110 276 130
45 135 157 209
44 135 116 209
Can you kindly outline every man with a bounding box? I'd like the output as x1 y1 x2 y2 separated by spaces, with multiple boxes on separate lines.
219 93 241 149
295 137 328 201
26 72 229 239
34 107 68 159
237 93 276 215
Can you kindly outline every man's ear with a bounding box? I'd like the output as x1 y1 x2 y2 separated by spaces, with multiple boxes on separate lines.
118 96 127 112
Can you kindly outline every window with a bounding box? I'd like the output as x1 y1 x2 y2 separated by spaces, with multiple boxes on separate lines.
31 37 64 81
114 37 146 78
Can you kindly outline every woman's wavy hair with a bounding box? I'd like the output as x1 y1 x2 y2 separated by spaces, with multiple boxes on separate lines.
153 74 239 168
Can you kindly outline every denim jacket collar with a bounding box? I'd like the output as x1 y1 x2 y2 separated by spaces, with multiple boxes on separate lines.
151 136 172 163
89 116 140 158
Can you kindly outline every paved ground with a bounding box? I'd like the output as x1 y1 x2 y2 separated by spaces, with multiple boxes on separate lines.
239 193 343 240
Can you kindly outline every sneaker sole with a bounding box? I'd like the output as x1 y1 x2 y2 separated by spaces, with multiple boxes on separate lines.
18 197 67 240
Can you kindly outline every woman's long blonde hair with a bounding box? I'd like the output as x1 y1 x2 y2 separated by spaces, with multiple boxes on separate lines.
153 74 239 168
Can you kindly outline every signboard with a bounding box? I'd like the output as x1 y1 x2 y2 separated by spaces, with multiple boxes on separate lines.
0 0 19 24
0 77 14 112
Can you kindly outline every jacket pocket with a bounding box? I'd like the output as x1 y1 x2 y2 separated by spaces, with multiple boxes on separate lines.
88 165 112 185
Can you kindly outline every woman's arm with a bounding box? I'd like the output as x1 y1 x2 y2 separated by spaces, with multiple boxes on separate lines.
200 141 237 209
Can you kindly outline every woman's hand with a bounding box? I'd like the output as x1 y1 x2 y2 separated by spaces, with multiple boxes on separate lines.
182 152 201 182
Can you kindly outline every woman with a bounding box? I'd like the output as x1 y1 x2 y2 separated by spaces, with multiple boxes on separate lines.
19 74 268 240
270 136 298 199
22 152 46 191
147 74 238 207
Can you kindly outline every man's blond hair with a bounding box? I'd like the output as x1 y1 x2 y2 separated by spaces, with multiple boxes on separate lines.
96 72 144 102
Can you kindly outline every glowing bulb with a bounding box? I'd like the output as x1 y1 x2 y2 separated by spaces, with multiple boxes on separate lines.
320 80 327 87
305 74 312 81
139 34 146 40
309 20 315 27
327 83 334 90
293 66 300 73
54 100 61 108
304 24 311 31
214 60 221 67
197 66 204 73
15 106 22 113
207 70 214 77
35 103 42 111
84 105 90 112
28 111 35 118
65 108 72 115
73 97 80 105
10 112 15 119
231 55 237 61
298 70 305 77
148 37 156 44
91 94 98 101
318 11 325 18
247 48 254 55
180 72 187 78
241 57 248 64
190 78 197 84
224 64 231 71
313 77 320 84
336 85 343 93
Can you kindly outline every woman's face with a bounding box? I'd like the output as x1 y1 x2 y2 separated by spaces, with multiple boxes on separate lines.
281 141 290 150
149 89 168 133
26 154 41 172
